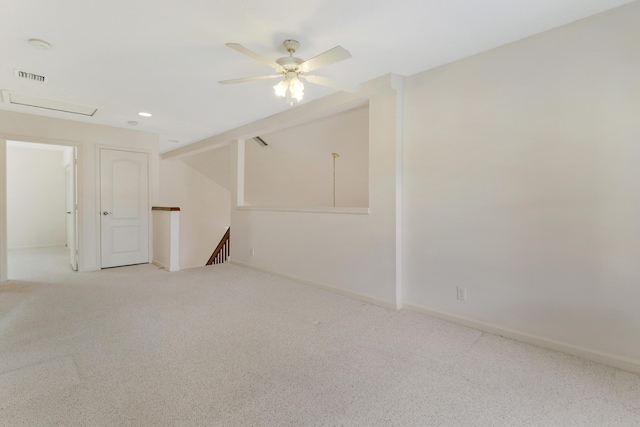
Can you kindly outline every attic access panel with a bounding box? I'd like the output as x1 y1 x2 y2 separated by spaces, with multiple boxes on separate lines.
2 91 97 116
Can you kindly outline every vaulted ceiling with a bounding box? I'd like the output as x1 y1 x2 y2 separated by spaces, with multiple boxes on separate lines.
0 0 634 153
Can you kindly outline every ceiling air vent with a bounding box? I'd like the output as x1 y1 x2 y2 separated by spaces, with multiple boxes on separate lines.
253 136 268 147
15 70 46 83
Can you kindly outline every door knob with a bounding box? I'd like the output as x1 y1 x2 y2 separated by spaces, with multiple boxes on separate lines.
102 211 113 215
66 211 71 214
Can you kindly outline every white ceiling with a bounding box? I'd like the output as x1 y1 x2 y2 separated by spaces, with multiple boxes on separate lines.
0 0 634 153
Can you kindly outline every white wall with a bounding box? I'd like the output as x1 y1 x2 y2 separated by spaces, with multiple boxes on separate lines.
159 157 230 269
152 209 179 272
244 106 369 208
7 144 67 249
402 2 640 366
229 80 401 306
0 110 158 278
152 209 171 268
182 145 232 191
159 2 640 373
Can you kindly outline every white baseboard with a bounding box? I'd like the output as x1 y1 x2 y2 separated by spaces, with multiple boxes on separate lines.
152 260 170 269
227 260 640 375
403 303 640 375
230 260 398 310
152 259 179 272
8 244 67 250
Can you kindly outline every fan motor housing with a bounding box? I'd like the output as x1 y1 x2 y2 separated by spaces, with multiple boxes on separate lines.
282 39 300 53
276 56 303 71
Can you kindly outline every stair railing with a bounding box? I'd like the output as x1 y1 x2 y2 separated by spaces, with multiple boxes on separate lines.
206 227 230 265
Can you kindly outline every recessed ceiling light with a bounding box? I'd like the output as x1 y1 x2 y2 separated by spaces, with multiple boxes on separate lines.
127 121 138 126
29 38 51 50
138 112 152 117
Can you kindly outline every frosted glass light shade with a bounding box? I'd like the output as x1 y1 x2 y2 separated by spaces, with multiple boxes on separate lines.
273 80 289 97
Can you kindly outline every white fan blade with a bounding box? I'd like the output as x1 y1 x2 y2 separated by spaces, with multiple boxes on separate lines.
299 46 352 73
219 75 282 85
301 75 361 93
226 43 283 72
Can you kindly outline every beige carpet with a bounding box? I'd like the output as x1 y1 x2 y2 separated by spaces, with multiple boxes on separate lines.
1 247 639 426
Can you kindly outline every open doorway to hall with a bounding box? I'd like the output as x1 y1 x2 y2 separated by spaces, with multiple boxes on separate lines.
6 140 77 280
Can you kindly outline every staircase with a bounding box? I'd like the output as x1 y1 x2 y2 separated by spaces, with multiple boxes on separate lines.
206 228 230 265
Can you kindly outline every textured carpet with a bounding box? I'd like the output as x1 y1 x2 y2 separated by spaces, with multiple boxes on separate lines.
1 247 640 426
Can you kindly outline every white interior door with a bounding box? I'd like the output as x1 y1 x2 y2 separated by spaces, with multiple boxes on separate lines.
100 149 149 268
65 149 78 271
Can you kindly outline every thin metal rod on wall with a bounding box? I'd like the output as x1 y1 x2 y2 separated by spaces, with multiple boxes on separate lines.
332 153 339 207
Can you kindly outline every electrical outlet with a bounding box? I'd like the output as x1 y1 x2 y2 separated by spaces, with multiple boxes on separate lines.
457 287 467 301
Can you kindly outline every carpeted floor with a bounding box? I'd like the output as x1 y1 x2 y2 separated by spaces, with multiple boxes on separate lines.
1 247 640 426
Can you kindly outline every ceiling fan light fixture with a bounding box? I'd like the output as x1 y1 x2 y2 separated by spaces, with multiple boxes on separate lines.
273 80 289 98
273 74 304 102
289 78 304 101
224 40 356 102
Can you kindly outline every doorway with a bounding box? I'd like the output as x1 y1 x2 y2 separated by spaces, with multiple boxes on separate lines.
5 140 78 279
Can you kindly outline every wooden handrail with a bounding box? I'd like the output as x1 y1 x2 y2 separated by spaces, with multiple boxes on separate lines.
206 227 230 265
152 206 181 211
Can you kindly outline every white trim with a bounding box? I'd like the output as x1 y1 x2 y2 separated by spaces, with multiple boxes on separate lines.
8 244 70 250
0 133 84 147
230 260 398 310
403 303 640 375
7 140 70 151
1 136 83 279
394 76 405 309
168 210 180 272
236 206 370 215
151 260 166 269
236 139 245 207
0 137 6 282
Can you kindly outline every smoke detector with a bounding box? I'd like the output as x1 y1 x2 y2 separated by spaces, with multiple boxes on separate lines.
29 38 51 50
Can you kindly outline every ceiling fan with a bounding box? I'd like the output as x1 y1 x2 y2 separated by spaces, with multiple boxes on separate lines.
219 40 361 103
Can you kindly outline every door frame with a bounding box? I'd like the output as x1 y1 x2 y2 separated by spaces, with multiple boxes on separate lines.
0 134 83 281
96 146 153 269
65 150 78 271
